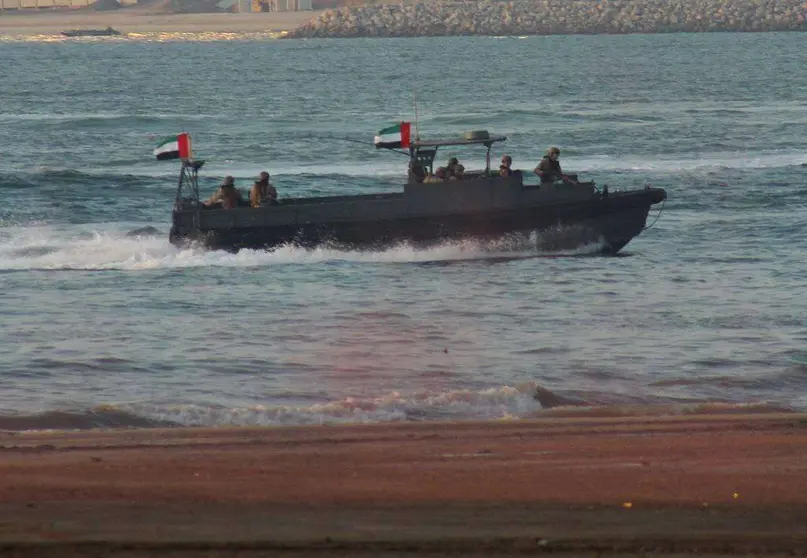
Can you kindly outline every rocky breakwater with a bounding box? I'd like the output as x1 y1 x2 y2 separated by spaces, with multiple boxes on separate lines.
284 0 807 38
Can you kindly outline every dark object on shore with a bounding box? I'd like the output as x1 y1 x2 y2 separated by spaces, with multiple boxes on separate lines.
92 0 123 10
168 132 666 254
61 26 122 37
534 386 585 409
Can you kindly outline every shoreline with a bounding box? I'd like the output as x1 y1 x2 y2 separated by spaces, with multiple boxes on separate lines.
3 3 807 39
0 10 317 36
2 412 807 556
0 400 794 431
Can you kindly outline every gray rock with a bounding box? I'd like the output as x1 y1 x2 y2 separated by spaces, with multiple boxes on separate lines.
283 0 807 38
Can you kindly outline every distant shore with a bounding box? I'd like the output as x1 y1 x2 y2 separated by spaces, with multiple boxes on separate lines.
285 0 807 38
0 10 316 37
6 0 807 40
1 412 807 556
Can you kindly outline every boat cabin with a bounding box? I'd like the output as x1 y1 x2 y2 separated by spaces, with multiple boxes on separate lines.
405 130 510 184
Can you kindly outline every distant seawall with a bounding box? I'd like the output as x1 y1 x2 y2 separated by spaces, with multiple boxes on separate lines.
284 0 807 38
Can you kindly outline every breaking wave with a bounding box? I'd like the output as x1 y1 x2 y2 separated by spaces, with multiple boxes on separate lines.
569 150 807 173
0 383 794 432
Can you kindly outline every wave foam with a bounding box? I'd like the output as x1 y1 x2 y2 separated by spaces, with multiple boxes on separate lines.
122 150 807 177
0 225 605 272
6 161 407 181
6 148 805 182
0 385 542 431
129 386 541 427
570 150 807 173
0 112 217 123
0 386 797 432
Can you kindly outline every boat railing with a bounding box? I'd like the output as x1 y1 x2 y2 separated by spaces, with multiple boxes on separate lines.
276 192 402 206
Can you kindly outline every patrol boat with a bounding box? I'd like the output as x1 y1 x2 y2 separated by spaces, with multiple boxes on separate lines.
168 130 666 254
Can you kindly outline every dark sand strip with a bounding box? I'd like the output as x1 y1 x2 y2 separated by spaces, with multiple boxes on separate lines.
1 413 806 556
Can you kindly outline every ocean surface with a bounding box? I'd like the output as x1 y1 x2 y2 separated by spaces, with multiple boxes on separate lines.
0 33 805 430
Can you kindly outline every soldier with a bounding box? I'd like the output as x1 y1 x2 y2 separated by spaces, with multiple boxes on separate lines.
205 176 243 209
448 164 465 180
533 147 564 183
435 157 462 180
250 171 278 207
499 154 514 177
445 157 461 178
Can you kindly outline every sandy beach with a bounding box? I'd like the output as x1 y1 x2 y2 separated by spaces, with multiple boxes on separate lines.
0 10 317 36
1 412 807 556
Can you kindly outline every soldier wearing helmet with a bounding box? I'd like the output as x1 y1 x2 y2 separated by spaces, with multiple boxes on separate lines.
205 175 243 209
435 156 462 180
250 171 278 207
534 147 563 183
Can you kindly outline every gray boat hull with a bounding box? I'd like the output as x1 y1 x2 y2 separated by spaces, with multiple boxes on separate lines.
170 174 666 254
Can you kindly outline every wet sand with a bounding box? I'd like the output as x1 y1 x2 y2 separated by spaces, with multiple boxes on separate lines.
1 412 807 556
0 10 316 36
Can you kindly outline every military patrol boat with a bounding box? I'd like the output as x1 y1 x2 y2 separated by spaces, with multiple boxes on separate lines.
168 129 666 254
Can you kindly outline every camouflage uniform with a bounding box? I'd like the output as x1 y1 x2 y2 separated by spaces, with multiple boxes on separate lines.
534 148 562 183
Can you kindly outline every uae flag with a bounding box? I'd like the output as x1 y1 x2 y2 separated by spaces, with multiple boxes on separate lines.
374 122 411 149
154 132 192 160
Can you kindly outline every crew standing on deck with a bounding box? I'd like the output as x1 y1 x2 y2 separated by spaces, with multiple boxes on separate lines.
534 147 564 183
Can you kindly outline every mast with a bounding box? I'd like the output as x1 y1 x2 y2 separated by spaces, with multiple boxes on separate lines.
174 158 204 208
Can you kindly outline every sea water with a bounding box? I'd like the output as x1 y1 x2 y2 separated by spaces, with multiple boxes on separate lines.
0 33 805 429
